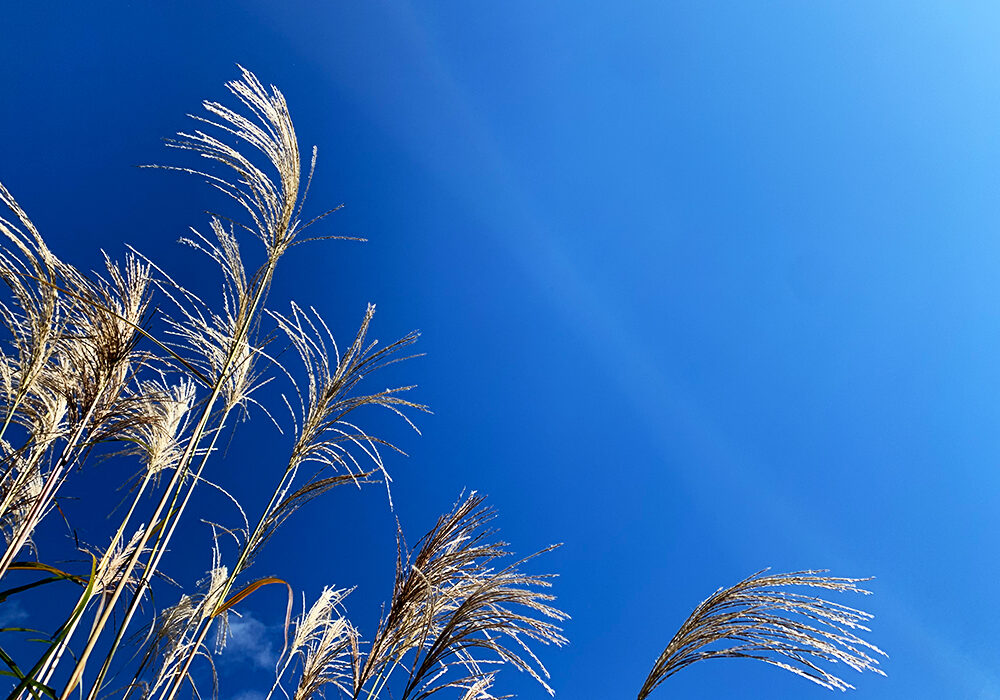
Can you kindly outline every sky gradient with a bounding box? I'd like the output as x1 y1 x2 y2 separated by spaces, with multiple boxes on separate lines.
3 3 1000 698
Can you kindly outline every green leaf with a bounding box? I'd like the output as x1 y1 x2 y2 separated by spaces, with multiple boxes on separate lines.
8 555 98 700
0 576 75 603
0 643 53 700
8 562 86 586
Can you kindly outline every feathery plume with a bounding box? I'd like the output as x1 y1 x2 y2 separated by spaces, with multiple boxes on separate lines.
85 527 151 598
151 66 304 262
237 303 425 571
273 302 423 479
284 587 356 700
0 180 63 411
358 493 568 700
120 378 198 478
637 569 886 698
0 442 45 550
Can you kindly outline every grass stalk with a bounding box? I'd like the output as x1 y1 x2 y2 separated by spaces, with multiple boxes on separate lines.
0 398 101 577
83 409 235 700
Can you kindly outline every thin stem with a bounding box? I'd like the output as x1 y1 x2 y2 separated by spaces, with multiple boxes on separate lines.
64 260 277 700
157 430 290 700
0 398 101 578
84 415 231 700
67 473 154 700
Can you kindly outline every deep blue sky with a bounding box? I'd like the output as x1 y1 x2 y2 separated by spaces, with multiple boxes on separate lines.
3 2 1000 698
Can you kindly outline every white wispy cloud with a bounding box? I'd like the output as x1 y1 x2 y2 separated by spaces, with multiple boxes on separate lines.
220 613 276 670
229 691 266 700
0 601 28 627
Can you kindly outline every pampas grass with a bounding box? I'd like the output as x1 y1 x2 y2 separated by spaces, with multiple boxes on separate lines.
637 570 886 698
0 68 884 699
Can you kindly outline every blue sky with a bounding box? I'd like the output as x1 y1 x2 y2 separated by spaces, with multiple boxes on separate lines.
3 2 1000 698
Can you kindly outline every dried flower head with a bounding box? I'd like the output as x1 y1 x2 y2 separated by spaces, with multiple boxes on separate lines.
121 378 197 477
85 527 151 597
287 587 356 700
637 569 887 698
359 493 568 700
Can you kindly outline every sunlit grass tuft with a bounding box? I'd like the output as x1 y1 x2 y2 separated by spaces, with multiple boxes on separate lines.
0 68 883 700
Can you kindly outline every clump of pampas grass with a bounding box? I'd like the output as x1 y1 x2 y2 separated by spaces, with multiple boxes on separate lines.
0 68 883 700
